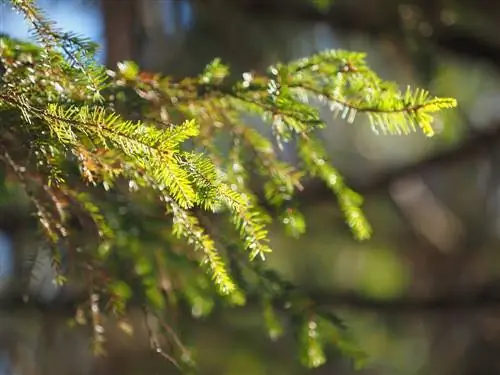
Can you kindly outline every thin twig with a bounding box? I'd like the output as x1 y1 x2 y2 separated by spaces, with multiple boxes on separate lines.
141 305 181 369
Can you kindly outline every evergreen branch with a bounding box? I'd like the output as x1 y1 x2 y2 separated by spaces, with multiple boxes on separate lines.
176 151 246 211
177 151 272 261
228 204 272 261
298 137 372 240
237 126 304 206
293 82 456 115
163 194 238 296
10 0 59 49
0 95 199 208
0 147 64 242
171 53 456 137
9 0 106 94
67 191 113 241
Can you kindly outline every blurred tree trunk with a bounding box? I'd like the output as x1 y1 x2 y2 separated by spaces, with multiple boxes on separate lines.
100 0 140 68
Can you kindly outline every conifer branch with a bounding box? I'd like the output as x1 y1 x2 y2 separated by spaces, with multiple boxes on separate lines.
163 194 238 296
0 147 65 242
0 5 458 370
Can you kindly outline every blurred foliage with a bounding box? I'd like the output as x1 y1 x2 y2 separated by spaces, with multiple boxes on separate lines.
310 0 335 12
0 0 456 371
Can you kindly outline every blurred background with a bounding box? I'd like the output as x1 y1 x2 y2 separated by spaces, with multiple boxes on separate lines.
2 0 500 374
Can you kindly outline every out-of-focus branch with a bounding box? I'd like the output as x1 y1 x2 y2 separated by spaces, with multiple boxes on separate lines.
305 288 500 312
4 285 500 313
225 0 500 69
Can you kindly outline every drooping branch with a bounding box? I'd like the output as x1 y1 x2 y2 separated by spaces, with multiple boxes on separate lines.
292 121 500 208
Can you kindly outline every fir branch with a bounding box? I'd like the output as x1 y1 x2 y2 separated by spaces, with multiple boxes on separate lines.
0 147 65 242
163 194 238 297
9 0 106 95
298 137 372 240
